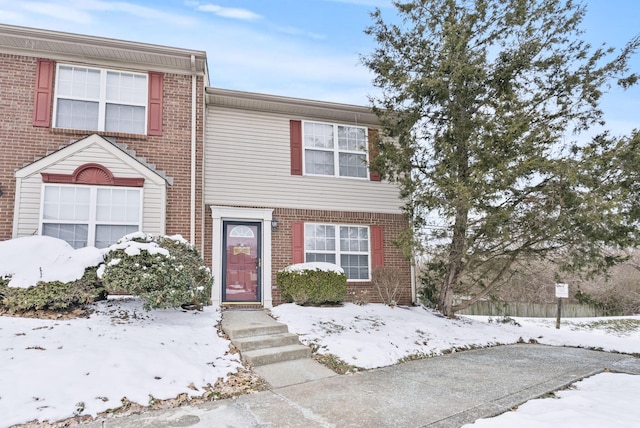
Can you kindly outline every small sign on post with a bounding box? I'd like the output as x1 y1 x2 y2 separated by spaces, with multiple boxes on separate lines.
555 283 568 329
555 283 569 298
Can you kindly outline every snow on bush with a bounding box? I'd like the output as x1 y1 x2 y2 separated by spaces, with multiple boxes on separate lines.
277 262 346 305
280 262 345 274
99 233 212 310
0 236 104 288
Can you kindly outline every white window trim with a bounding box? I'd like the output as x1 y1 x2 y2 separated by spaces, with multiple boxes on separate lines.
302 120 370 180
304 222 371 282
52 63 148 134
39 183 143 247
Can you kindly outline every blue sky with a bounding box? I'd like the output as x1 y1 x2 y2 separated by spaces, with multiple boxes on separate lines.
0 0 638 136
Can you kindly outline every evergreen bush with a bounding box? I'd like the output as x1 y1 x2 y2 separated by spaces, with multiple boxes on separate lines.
99 233 212 310
277 263 346 305
0 268 104 312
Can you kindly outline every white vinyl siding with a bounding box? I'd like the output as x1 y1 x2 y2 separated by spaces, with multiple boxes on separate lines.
204 107 403 213
13 136 166 240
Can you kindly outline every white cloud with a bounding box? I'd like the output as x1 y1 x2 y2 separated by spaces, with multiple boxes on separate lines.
188 2 262 21
85 0 196 26
17 2 93 24
2 0 196 27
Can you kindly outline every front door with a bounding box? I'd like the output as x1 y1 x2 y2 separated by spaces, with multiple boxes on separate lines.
222 221 261 303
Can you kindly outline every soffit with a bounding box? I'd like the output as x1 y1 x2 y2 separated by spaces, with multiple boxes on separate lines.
206 87 379 126
0 24 207 76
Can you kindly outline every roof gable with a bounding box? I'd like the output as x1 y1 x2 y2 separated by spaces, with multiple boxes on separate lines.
15 134 172 185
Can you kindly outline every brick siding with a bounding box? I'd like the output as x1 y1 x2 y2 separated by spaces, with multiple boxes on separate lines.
204 205 413 306
0 53 205 250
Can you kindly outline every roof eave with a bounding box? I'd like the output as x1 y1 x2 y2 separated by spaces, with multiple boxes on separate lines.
206 87 379 126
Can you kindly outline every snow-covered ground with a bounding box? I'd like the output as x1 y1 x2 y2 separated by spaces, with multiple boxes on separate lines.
465 372 640 428
271 304 640 369
272 303 640 427
0 298 242 427
1 236 640 426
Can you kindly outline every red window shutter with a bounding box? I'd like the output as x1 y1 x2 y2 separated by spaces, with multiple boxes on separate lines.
32 59 54 127
368 128 381 182
147 72 163 136
371 225 384 269
292 221 305 263
290 120 303 175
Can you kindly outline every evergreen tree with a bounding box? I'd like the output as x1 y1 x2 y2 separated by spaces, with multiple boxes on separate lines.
363 0 640 317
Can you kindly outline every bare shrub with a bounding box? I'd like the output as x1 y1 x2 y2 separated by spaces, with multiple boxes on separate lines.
372 267 402 306
351 288 370 306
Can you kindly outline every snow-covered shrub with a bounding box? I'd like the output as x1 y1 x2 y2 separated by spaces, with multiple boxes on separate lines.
0 267 104 312
0 276 9 302
276 262 346 306
99 233 212 310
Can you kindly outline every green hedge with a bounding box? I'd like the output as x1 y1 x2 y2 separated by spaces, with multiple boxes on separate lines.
277 265 346 305
100 234 212 310
0 267 104 312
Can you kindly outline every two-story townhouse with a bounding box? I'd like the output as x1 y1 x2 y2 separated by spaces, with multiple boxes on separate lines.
205 88 414 308
0 24 415 308
0 24 208 255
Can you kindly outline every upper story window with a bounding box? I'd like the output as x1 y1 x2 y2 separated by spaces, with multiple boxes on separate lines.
303 121 369 178
54 64 148 134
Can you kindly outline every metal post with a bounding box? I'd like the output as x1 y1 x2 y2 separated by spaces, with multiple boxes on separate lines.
555 298 562 329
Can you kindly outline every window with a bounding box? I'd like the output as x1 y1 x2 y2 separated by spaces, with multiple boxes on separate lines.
304 223 370 280
41 184 141 249
303 121 368 178
54 64 148 134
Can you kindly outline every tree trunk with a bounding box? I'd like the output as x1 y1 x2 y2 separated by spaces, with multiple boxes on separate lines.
438 206 468 317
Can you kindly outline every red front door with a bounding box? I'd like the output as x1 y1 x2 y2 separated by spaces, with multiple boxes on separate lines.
223 222 261 302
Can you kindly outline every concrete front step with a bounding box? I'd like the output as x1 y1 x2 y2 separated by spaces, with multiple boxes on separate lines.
225 322 289 340
221 311 289 340
233 332 301 352
242 344 312 367
221 310 314 369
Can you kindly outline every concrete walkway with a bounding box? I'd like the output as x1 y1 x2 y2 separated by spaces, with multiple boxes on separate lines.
221 310 336 388
83 344 640 427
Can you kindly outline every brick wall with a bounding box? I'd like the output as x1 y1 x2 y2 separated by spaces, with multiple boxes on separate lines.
203 205 413 306
271 208 413 306
0 53 205 248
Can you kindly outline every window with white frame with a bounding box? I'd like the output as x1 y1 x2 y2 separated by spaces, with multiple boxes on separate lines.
41 184 141 249
54 64 148 134
304 223 370 280
303 121 368 178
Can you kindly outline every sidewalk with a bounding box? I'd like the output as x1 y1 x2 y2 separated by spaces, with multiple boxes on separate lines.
82 344 640 427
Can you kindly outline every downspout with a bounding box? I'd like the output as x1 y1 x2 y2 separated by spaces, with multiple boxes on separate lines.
411 260 417 304
190 55 196 245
